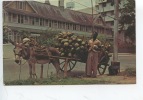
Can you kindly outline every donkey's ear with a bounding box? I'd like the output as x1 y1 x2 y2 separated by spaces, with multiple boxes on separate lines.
8 39 15 45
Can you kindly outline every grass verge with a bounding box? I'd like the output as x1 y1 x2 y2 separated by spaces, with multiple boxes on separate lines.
4 77 111 85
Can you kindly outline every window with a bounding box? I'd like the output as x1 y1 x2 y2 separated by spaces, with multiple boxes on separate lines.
111 21 114 26
20 2 23 9
111 1 114 6
73 24 76 30
49 20 52 27
58 21 62 28
45 19 49 26
29 17 32 24
111 11 114 15
102 3 106 7
66 23 70 29
96 6 99 10
70 24 72 30
8 13 12 22
63 22 65 29
53 21 57 27
101 12 106 17
83 26 85 31
18 15 20 23
40 18 44 26
80 25 82 31
16 1 26 10
3 12 6 22
16 1 18 9
60 22 62 28
36 18 39 22
21 15 23 23
24 16 28 24
32 18 34 25
29 17 34 25
85 26 87 32
25 16 28 21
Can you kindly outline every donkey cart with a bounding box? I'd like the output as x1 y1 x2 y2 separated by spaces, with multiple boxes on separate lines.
50 46 112 77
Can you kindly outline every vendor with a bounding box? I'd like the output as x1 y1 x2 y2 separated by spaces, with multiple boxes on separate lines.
86 32 101 78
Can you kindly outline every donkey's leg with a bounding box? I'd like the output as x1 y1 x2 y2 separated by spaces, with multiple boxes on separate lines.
32 63 37 79
28 62 32 79
40 64 44 79
52 59 60 78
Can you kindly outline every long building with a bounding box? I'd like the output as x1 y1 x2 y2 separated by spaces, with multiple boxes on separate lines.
3 0 112 42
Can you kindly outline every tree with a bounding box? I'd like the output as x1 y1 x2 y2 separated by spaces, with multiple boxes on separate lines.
3 26 12 43
119 0 135 42
38 29 61 46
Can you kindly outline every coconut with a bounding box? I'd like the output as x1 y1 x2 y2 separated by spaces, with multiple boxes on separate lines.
56 48 59 50
80 46 84 49
75 43 79 47
71 47 74 51
61 53 65 56
58 38 63 41
68 39 72 43
60 48 64 52
69 45 73 47
72 37 76 41
76 47 80 51
81 41 85 45
77 39 82 42
61 39 68 43
54 32 89 58
68 53 72 57
64 42 69 46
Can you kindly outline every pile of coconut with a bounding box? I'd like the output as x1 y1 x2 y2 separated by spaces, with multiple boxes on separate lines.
54 32 88 61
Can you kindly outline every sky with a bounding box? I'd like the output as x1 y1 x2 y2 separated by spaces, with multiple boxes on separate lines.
35 0 96 10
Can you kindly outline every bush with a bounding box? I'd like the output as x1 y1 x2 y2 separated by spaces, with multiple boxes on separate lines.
38 30 60 46
125 67 136 77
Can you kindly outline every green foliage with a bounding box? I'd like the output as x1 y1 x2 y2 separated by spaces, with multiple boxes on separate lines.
119 0 135 42
3 34 8 43
97 34 106 43
125 25 135 41
4 79 35 85
38 30 60 46
3 26 12 43
125 67 136 77
4 77 111 85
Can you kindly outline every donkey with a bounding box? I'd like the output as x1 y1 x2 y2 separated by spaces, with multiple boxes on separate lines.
10 40 60 78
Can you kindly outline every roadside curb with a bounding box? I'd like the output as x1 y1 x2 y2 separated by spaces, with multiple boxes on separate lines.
3 44 13 46
110 53 136 55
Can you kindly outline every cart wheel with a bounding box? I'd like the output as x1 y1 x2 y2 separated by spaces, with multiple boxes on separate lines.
60 59 77 72
98 64 108 75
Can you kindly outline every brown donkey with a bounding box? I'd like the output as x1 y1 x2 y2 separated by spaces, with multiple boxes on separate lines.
10 40 60 78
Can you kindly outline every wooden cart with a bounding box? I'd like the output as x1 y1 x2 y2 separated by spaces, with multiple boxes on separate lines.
50 49 112 77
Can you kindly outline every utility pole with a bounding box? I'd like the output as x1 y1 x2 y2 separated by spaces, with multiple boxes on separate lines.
102 2 106 39
113 0 119 61
91 0 94 35
110 0 120 75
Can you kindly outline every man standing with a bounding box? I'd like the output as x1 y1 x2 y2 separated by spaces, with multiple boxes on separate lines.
86 32 101 78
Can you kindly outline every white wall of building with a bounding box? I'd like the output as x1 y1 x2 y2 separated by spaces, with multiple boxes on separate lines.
95 0 127 27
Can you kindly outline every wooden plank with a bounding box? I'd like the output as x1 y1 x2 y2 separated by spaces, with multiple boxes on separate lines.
49 56 81 61
64 58 69 77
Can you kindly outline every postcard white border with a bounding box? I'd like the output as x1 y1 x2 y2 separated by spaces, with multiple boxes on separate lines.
1 0 143 100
